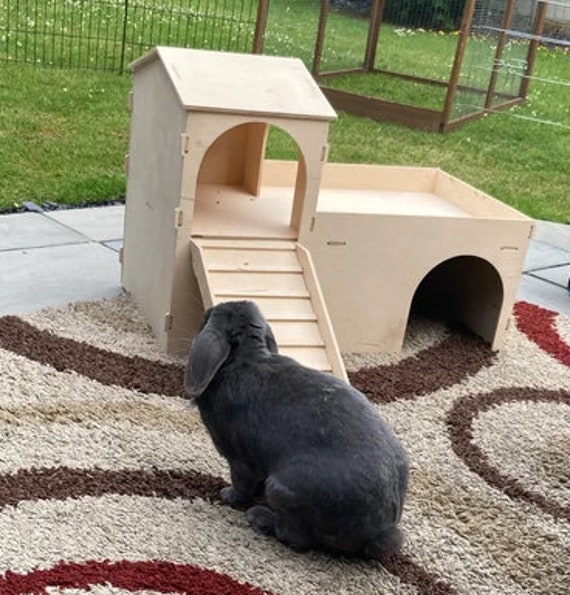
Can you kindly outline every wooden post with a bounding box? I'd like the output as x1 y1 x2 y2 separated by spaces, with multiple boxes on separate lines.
364 0 385 72
252 0 269 54
312 0 330 77
520 0 547 98
484 0 516 109
440 0 477 132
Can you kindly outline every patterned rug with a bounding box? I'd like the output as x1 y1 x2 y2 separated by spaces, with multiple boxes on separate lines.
0 297 568 594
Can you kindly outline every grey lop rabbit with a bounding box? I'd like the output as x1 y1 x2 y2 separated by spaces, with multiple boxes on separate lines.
185 300 409 558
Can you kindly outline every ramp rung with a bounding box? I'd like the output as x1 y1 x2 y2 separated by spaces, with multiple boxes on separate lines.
279 341 325 348
270 321 324 347
209 271 308 296
280 346 331 371
215 290 310 299
215 297 317 321
195 238 296 251
209 266 302 273
203 245 302 273
266 315 317 322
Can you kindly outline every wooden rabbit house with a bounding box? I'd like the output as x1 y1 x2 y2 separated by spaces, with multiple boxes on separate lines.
122 47 533 381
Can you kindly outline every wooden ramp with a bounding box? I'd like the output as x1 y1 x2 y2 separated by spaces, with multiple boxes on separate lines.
190 238 348 382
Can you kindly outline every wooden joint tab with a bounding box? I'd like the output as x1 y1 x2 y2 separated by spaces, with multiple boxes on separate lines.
181 133 191 155
174 208 184 228
164 313 174 332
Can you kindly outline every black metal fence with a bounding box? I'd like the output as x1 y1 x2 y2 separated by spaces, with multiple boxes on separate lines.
0 0 260 73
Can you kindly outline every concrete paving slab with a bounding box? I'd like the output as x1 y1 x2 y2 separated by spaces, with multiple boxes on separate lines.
0 212 87 251
517 273 570 316
533 221 570 252
529 264 570 289
523 240 570 272
0 243 123 316
45 205 125 242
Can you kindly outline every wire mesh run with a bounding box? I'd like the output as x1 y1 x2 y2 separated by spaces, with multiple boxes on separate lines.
286 0 568 132
456 0 570 128
0 0 259 73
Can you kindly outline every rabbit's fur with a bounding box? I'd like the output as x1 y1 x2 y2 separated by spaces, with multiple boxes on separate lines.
185 300 408 558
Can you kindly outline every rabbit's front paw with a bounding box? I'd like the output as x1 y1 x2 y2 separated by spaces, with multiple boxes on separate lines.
220 486 250 509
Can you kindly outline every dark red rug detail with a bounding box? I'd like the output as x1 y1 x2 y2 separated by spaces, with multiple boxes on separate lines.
0 560 273 595
514 301 570 367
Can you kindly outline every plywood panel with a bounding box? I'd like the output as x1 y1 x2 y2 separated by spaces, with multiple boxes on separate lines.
197 123 268 196
317 188 470 217
133 47 337 121
122 58 188 351
296 243 348 381
306 210 532 354
193 184 296 239
434 170 529 219
320 162 437 192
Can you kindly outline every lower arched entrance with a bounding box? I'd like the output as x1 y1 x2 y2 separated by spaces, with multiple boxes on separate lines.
409 255 504 344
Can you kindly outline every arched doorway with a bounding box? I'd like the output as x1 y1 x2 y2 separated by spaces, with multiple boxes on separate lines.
409 255 504 344
191 122 306 240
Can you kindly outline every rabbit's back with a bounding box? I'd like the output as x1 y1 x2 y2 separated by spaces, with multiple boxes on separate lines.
234 355 405 460
209 355 407 499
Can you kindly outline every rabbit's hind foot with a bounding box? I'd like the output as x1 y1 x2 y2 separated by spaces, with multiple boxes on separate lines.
246 505 276 537
364 525 403 559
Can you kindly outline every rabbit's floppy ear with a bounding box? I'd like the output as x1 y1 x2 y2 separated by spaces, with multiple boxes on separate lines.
185 323 230 399
264 322 279 354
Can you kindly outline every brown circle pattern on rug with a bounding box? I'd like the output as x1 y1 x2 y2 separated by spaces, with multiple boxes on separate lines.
0 316 185 397
447 387 570 521
0 467 227 512
0 297 568 594
348 332 495 404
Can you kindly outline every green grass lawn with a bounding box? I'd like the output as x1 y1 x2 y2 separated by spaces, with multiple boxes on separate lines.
0 1 568 222
0 64 132 208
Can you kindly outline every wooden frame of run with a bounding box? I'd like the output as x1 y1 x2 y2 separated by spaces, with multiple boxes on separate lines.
303 0 547 132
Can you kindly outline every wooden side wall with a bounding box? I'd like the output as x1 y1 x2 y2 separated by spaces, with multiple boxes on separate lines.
121 59 188 351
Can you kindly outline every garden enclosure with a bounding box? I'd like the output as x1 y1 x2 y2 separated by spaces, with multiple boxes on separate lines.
0 0 265 73
290 0 567 131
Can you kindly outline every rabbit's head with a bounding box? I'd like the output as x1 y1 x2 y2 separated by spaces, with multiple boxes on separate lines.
185 301 278 400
